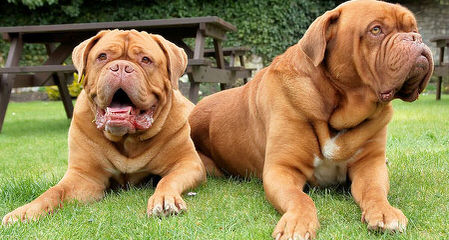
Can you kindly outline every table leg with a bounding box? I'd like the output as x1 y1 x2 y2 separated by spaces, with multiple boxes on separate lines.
239 55 248 84
0 35 23 133
35 42 77 85
436 46 445 100
188 28 206 103
53 73 73 118
45 43 57 55
193 27 205 59
44 43 74 118
213 39 228 90
437 78 443 100
171 39 194 59
229 53 235 68
188 72 200 104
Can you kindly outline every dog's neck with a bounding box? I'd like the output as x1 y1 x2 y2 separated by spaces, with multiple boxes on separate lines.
329 88 387 130
317 65 384 130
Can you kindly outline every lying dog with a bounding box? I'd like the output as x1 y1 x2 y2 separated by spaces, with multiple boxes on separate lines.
3 30 205 224
189 0 433 239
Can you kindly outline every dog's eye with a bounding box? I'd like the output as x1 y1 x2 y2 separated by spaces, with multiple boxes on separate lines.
97 53 107 61
370 26 382 35
142 56 151 64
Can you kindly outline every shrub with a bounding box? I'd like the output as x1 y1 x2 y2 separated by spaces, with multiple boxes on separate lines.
44 72 83 100
0 0 336 66
443 83 449 94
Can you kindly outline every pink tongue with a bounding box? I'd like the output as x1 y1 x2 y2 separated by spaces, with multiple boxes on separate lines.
95 104 154 135
107 106 133 114
103 106 136 136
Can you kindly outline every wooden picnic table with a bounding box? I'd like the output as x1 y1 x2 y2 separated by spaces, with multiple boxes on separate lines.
0 16 252 133
430 35 449 100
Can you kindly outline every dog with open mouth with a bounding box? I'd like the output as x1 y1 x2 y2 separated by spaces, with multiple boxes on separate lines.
2 30 206 224
189 0 433 239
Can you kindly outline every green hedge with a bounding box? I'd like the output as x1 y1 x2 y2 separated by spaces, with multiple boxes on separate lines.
0 0 336 66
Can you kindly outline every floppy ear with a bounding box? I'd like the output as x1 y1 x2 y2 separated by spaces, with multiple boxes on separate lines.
150 34 188 90
300 9 340 67
72 30 109 82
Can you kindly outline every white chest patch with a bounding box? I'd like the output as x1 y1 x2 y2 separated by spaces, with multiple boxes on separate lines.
313 155 348 187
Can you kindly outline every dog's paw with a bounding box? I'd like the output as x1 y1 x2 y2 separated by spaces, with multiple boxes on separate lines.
362 203 407 232
147 192 187 217
2 200 59 225
272 210 319 240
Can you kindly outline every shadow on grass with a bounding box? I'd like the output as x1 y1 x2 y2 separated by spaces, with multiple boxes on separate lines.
304 181 352 196
107 174 161 194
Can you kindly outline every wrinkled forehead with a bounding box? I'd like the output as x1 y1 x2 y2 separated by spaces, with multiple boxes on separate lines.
90 30 165 57
338 0 417 32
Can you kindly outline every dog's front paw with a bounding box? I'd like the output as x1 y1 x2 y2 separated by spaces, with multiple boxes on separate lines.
147 192 187 217
362 203 407 232
272 210 319 240
2 199 60 225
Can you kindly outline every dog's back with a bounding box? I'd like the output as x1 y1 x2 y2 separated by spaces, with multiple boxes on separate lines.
189 68 269 177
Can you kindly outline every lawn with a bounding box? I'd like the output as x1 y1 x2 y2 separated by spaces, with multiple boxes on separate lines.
0 94 448 239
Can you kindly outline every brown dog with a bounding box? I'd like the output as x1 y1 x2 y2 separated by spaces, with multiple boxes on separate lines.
2 30 206 224
189 0 433 239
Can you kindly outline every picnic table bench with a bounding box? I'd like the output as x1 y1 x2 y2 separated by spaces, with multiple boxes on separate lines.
0 17 253 133
430 36 449 100
204 46 253 85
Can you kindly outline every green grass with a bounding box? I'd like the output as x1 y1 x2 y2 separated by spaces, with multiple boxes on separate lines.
1 95 448 239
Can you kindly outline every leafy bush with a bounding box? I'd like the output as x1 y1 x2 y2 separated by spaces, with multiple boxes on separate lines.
68 73 83 96
44 72 83 100
443 83 449 94
45 85 60 100
0 0 336 65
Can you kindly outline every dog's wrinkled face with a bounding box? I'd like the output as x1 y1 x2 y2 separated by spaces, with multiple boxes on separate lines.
301 0 433 103
72 30 187 137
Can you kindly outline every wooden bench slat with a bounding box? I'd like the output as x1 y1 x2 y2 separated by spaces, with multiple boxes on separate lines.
189 66 232 83
204 46 250 57
433 65 449 77
187 59 212 66
12 75 75 88
0 65 76 74
232 69 253 79
227 66 256 71
1 59 212 74
0 17 237 36
204 46 250 53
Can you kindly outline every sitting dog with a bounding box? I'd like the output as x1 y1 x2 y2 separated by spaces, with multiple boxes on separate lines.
189 0 433 239
3 30 206 224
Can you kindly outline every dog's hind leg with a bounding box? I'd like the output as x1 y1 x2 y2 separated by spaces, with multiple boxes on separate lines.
198 151 224 177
